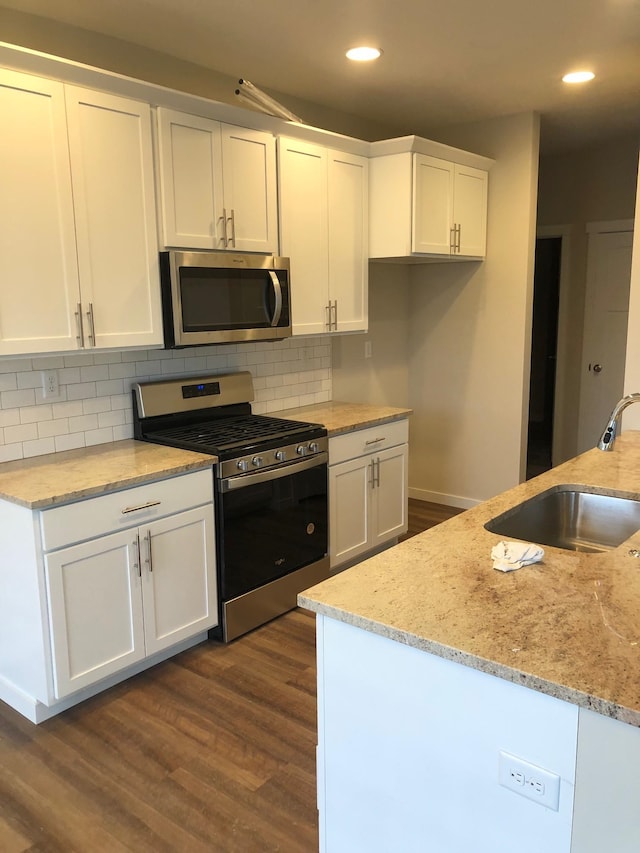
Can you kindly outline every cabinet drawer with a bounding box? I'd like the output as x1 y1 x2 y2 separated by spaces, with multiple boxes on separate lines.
329 419 408 465
40 469 213 552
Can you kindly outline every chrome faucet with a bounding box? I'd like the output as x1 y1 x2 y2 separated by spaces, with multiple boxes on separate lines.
597 393 640 450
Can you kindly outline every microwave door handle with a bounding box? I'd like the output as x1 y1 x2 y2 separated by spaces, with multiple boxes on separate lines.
268 271 283 327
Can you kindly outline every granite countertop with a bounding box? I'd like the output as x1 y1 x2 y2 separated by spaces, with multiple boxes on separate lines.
279 400 412 435
0 439 216 509
299 431 640 727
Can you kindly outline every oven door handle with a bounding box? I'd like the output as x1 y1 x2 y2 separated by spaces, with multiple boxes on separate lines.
268 270 283 327
219 452 328 492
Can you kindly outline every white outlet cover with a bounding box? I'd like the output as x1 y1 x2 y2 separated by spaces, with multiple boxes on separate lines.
498 750 561 811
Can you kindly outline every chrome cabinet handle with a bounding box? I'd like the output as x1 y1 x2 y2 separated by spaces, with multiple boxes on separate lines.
365 437 386 446
221 207 228 247
268 271 283 327
75 303 84 347
133 533 141 578
121 500 161 515
368 459 375 488
333 300 338 331
85 303 96 347
375 458 381 488
145 530 153 572
229 209 236 247
450 226 456 254
456 223 461 253
326 302 332 330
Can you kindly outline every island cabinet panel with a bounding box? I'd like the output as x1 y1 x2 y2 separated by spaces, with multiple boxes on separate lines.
156 108 278 253
328 419 408 569
316 615 579 853
0 70 162 355
0 469 216 722
278 137 368 336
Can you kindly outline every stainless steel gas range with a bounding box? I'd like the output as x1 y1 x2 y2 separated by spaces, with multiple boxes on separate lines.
132 371 329 641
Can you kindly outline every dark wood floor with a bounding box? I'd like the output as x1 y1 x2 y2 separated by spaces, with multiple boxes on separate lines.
0 499 462 852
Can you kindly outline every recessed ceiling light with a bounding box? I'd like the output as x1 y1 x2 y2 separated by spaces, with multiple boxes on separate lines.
346 46 382 62
562 70 595 84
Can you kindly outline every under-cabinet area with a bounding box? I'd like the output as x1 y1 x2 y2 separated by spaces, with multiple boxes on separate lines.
0 444 216 723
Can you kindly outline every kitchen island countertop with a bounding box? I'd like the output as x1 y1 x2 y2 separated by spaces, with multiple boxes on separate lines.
279 400 412 435
0 439 216 509
299 431 640 726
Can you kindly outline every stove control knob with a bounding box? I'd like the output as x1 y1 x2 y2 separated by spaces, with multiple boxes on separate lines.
275 450 286 461
252 456 264 468
236 459 248 472
296 444 308 456
309 442 320 454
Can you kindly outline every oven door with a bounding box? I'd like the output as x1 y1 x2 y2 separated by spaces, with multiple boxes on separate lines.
217 454 328 602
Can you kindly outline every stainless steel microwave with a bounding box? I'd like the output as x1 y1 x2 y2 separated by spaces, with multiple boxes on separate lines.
160 251 292 347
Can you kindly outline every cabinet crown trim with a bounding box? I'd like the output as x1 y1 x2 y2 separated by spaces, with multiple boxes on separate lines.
369 135 494 170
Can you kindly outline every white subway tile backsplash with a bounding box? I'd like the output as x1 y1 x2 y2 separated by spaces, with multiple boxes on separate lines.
0 338 331 460
22 437 56 458
1 389 36 409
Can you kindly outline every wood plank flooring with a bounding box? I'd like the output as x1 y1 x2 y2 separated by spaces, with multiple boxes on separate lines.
0 499 463 852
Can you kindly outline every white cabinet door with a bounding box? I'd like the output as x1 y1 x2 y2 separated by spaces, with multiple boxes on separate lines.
329 454 371 567
279 137 330 335
0 69 80 354
45 530 146 699
156 109 278 253
65 86 162 349
221 123 278 253
371 444 409 548
454 164 488 257
413 154 455 255
140 505 217 655
156 108 224 249
328 151 368 333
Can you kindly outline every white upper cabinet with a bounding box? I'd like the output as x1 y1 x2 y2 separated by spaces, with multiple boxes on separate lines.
156 108 278 253
0 70 81 354
369 137 492 262
278 137 368 336
65 86 162 350
0 70 162 355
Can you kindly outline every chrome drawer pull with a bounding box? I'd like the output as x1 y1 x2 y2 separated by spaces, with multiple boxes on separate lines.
365 437 386 445
121 500 161 515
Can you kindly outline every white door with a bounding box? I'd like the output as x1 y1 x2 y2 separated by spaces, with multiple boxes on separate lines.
577 229 633 453
328 150 368 333
221 124 278 253
454 164 488 257
45 530 145 699
156 108 224 250
0 69 80 354
371 444 409 548
329 455 371 568
278 137 329 335
65 86 162 349
412 154 454 254
140 506 217 655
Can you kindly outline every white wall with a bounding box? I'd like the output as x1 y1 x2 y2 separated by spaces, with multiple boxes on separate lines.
408 113 540 506
623 152 640 416
537 135 639 459
0 339 330 463
331 264 410 406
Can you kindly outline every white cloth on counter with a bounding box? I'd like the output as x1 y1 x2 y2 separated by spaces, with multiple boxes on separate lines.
491 540 544 572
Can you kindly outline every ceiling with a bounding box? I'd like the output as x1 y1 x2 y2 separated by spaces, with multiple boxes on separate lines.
2 0 640 152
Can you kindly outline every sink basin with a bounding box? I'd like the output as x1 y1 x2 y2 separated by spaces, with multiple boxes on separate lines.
485 486 640 553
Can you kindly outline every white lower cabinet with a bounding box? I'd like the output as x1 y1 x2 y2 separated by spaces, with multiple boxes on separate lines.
0 468 216 721
329 420 408 569
45 504 215 699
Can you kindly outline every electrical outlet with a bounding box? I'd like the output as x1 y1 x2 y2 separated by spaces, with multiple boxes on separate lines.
498 750 560 810
364 340 373 359
41 369 60 399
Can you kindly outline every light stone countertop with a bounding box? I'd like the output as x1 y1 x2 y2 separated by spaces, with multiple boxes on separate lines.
0 439 216 509
299 431 640 727
279 400 412 435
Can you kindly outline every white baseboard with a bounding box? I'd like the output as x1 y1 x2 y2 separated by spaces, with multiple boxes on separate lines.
408 486 479 510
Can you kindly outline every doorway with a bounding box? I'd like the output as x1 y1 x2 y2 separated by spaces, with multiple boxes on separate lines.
526 237 561 479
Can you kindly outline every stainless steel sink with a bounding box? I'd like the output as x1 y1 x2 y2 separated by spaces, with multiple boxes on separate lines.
485 486 640 553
